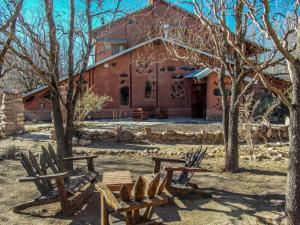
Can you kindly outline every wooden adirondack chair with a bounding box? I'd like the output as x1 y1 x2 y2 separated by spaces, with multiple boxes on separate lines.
13 144 98 214
152 146 212 197
97 173 169 225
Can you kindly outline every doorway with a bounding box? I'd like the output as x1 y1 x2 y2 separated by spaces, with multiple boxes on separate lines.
191 83 207 118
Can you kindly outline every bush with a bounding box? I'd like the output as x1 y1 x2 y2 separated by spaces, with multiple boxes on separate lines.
75 88 110 122
3 145 20 160
74 88 111 138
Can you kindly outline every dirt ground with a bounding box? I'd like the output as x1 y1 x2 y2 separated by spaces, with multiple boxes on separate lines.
0 136 288 225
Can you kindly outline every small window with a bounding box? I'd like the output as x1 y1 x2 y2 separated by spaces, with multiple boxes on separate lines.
120 73 128 77
120 86 129 106
25 96 35 103
213 89 222 96
111 62 117 67
213 88 231 96
112 44 124 55
102 44 110 51
167 66 176 72
180 66 195 71
147 69 153 73
160 67 165 72
145 81 152 99
40 102 46 109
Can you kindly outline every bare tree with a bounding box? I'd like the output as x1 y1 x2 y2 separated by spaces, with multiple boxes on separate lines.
4 0 123 170
219 0 300 224
0 0 23 77
161 1 273 172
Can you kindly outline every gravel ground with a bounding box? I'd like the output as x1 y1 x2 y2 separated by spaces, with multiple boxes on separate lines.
25 118 222 133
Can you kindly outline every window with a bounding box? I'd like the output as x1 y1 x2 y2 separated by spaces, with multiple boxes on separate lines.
102 44 110 51
167 66 176 72
160 67 165 72
42 92 51 102
120 86 129 106
213 88 231 96
112 44 124 55
111 62 117 67
25 96 35 103
144 81 152 99
120 73 128 77
180 66 195 71
40 102 46 109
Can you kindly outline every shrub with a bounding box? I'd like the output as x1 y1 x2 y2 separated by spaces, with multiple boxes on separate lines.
3 145 20 160
74 88 111 138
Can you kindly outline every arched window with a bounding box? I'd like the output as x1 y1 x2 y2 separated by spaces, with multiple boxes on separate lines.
120 86 129 106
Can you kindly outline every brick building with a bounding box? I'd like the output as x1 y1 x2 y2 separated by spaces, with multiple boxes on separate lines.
23 0 283 121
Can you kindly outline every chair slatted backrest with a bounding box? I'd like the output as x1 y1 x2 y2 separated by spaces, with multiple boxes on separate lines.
177 146 207 185
118 173 165 224
20 152 53 195
41 145 64 174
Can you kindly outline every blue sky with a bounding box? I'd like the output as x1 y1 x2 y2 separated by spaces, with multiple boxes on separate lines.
21 0 194 29
20 0 297 40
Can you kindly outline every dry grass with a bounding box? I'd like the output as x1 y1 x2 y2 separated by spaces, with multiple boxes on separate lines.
0 136 288 225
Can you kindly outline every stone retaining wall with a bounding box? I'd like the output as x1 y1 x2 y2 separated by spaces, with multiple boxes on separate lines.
74 124 289 146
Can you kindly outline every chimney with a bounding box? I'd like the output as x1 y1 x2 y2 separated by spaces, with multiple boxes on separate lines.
148 0 159 6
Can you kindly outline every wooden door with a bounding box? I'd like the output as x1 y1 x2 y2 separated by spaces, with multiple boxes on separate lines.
191 83 206 118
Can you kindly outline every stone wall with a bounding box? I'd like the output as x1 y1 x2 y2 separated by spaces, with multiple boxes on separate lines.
73 123 289 146
0 89 25 137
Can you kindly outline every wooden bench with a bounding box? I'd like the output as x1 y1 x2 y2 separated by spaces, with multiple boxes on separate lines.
97 173 169 225
14 144 98 214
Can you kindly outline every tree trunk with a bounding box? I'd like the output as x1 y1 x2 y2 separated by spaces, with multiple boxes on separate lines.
218 65 229 150
286 62 300 225
224 77 240 172
225 105 239 172
51 89 66 157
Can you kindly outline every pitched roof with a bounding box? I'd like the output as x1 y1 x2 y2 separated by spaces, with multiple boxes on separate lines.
23 36 279 98
23 36 222 98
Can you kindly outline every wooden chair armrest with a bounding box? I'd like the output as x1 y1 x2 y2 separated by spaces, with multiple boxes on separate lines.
152 156 186 164
19 172 68 182
117 194 169 213
96 183 169 214
164 166 208 172
96 183 122 212
62 155 97 161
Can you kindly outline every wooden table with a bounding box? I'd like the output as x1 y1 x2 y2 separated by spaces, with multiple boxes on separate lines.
102 170 133 192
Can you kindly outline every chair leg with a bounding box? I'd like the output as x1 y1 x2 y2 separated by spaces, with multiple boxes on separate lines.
13 200 39 213
125 211 133 225
101 193 109 225
13 198 59 213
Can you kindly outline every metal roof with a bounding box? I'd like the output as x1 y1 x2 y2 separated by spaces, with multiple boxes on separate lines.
184 67 214 79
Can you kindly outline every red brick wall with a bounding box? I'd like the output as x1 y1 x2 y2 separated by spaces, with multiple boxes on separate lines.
24 42 227 120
